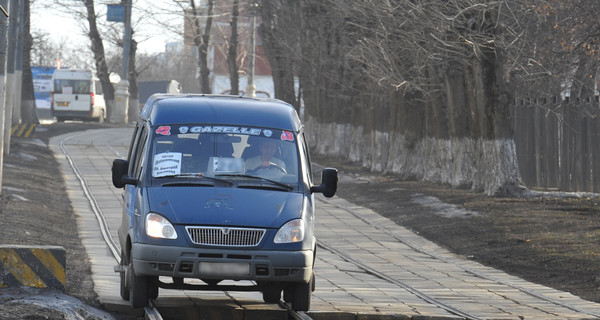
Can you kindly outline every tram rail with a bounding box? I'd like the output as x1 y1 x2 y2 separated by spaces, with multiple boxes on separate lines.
59 130 600 320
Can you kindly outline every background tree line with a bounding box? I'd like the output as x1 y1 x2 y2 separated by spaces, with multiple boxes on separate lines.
26 0 600 195
258 0 600 195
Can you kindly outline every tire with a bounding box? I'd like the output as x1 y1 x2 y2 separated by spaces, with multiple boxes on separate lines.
283 287 293 303
147 276 159 300
128 257 149 308
290 275 313 311
97 109 105 124
119 251 129 301
262 287 282 303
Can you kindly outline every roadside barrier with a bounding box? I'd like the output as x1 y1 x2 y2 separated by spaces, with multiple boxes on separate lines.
11 123 35 138
0 245 66 291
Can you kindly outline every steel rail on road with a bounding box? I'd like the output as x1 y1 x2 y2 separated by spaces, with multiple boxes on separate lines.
59 131 600 319
319 196 600 319
59 132 315 320
145 300 164 320
317 240 483 320
59 133 121 263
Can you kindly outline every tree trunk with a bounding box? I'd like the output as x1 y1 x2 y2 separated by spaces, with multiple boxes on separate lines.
84 0 114 121
258 0 298 109
191 0 213 94
127 39 138 121
227 0 239 95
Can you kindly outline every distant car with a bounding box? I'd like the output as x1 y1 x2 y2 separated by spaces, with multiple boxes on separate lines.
111 94 338 311
51 69 106 123
221 89 271 98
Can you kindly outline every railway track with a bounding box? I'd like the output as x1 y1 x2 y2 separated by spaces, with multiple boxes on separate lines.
60 133 319 320
58 129 600 320
318 197 600 319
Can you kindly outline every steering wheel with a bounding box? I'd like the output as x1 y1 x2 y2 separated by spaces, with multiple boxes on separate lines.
250 162 287 175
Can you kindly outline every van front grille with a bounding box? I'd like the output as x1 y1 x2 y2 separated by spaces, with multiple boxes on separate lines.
186 226 265 247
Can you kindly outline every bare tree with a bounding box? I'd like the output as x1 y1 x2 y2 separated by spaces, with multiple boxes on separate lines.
47 0 116 119
227 0 239 95
186 0 214 93
257 0 300 109
82 0 115 121
255 0 535 194
46 0 148 122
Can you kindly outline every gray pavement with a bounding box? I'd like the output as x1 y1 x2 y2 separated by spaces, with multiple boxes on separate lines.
49 127 600 319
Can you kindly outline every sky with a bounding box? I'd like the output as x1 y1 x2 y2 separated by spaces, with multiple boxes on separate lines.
30 1 180 56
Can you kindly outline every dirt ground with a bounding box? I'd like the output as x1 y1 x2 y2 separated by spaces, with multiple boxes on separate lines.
0 122 137 319
0 122 599 318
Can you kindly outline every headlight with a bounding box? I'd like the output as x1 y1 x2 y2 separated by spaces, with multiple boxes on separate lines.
274 219 305 243
146 213 178 239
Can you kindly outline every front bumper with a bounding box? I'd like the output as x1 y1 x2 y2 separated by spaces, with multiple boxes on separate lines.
131 243 314 283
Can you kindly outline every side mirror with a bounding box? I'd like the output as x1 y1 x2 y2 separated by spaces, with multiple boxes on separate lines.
112 159 137 188
310 168 338 198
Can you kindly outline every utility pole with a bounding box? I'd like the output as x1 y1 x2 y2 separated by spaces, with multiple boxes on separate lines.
13 0 22 126
0 0 9 192
113 0 131 123
3 0 17 155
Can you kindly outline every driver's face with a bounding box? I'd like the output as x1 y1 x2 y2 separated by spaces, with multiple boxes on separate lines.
260 141 277 158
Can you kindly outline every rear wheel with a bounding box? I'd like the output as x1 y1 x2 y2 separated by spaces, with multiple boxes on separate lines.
97 109 105 124
128 257 149 308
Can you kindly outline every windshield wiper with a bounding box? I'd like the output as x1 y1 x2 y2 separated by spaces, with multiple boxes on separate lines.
215 174 293 191
156 173 233 186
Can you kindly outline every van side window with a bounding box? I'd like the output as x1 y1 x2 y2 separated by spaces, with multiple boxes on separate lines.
299 133 313 185
131 127 148 179
126 125 140 163
53 79 91 94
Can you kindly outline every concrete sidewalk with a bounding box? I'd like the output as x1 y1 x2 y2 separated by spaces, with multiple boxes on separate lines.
50 127 600 319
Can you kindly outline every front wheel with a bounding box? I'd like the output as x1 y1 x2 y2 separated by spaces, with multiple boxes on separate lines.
147 276 159 300
128 257 149 308
262 287 282 303
285 273 314 311
119 251 129 301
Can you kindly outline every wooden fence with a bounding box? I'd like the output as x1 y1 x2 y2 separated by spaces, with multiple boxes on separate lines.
513 96 600 193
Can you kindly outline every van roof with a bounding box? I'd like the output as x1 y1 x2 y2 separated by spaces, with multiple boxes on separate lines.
53 69 93 75
52 69 94 79
140 94 302 132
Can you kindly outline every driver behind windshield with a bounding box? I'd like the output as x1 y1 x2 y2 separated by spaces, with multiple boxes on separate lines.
245 139 286 173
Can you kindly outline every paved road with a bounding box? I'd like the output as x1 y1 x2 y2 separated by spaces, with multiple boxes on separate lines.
49 127 600 319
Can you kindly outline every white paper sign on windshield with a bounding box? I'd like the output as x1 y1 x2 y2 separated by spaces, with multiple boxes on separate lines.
153 152 182 177
208 157 244 175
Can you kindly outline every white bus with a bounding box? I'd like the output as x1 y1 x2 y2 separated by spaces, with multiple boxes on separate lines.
51 69 106 122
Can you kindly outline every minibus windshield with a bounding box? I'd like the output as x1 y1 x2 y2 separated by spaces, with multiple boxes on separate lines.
150 125 300 185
